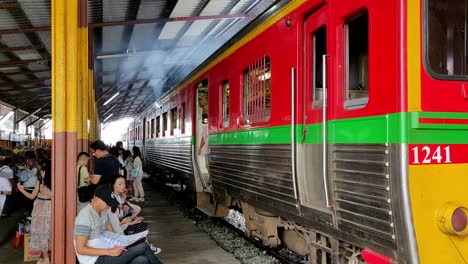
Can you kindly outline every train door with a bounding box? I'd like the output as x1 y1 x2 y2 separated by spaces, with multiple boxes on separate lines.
194 79 210 190
297 6 333 209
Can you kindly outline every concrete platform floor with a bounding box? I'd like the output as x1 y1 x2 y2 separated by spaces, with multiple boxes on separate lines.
0 204 26 263
142 186 240 264
0 184 240 264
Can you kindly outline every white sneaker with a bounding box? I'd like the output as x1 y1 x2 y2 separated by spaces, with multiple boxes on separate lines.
138 198 145 202
149 244 161 255
129 197 139 202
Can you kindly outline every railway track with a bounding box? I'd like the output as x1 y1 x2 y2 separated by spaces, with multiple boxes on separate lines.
160 185 305 264
217 217 305 264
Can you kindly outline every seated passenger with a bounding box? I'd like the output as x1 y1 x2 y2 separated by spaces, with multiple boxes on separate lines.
74 185 161 264
110 175 160 254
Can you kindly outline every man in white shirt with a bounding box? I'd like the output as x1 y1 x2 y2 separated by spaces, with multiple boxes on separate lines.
0 175 12 216
0 157 14 216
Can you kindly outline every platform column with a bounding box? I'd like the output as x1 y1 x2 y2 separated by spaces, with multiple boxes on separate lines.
77 26 90 153
51 0 79 262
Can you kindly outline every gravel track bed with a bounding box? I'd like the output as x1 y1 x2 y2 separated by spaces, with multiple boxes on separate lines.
163 189 306 264
163 190 278 264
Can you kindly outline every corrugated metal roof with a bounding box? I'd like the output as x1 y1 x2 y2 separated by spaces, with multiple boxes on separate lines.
17 0 51 27
137 0 166 20
0 9 22 29
0 0 286 122
103 0 131 22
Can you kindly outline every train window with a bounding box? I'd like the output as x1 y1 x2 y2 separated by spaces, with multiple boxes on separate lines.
180 103 185 134
426 0 468 78
150 118 154 138
243 56 271 124
162 112 167 137
222 80 230 127
147 121 150 138
312 26 327 106
344 11 369 109
156 116 160 137
171 107 178 135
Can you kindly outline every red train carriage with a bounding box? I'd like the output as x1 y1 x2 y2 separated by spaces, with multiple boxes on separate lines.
125 0 468 263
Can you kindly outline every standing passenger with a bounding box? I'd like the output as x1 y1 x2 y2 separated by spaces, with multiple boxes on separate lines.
17 161 52 264
0 171 12 217
22 156 38 215
129 147 144 202
77 152 91 213
123 150 134 198
88 140 120 186
0 157 15 217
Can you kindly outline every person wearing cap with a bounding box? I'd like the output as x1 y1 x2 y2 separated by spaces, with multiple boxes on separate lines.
88 140 120 186
77 152 91 213
74 185 161 264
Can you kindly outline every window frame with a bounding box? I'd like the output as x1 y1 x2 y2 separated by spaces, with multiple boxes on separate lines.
311 25 328 109
221 80 230 128
170 107 178 136
343 10 370 110
162 112 168 137
156 116 161 138
180 103 185 134
242 55 271 125
423 0 468 81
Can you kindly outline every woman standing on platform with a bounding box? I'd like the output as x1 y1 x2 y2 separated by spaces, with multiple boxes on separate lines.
129 146 144 202
77 152 90 213
17 160 52 264
123 150 134 198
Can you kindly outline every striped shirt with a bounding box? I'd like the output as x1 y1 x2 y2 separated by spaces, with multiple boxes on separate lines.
74 204 110 264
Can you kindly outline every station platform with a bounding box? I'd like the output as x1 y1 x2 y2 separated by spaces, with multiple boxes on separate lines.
0 183 240 264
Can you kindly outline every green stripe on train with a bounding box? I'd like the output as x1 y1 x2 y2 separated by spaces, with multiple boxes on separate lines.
208 112 468 145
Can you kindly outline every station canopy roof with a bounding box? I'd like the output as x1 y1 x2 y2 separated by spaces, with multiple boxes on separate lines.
0 0 285 123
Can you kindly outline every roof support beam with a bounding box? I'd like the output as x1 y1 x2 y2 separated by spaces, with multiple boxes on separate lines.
15 102 49 123
0 77 49 87
0 45 44 52
0 86 50 92
0 59 48 68
37 119 50 130
0 69 49 78
89 13 253 28
0 26 50 35
0 2 18 9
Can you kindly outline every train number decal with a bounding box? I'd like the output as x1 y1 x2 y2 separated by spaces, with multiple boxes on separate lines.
409 144 468 165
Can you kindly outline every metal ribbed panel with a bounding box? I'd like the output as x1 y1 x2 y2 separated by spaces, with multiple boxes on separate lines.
210 144 296 209
0 53 11 63
0 9 22 29
137 0 166 20
145 138 192 173
1 33 33 48
88 0 102 24
103 0 131 22
17 0 51 27
331 144 395 248
200 0 231 16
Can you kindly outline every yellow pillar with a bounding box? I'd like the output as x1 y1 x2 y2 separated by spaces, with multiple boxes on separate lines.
51 0 79 262
88 71 99 142
77 27 89 152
